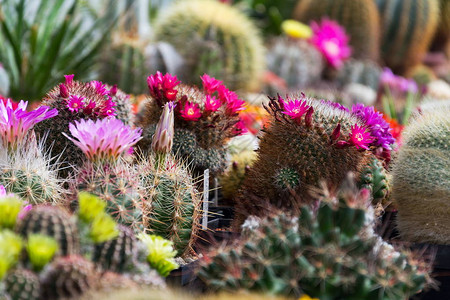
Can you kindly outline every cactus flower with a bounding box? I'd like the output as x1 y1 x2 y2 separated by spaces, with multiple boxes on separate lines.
152 102 175 153
138 233 179 277
63 118 142 162
89 213 119 243
0 189 23 229
281 20 313 39
147 72 180 104
219 88 246 115
26 234 58 271
201 74 223 94
78 192 107 223
0 98 58 151
282 98 311 123
180 101 202 121
89 80 109 96
349 124 374 150
204 95 222 112
66 95 85 112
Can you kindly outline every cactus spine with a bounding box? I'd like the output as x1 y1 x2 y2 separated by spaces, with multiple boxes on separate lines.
293 0 381 60
376 0 440 74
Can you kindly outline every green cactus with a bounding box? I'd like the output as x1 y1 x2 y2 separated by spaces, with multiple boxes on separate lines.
267 38 324 90
198 183 431 299
154 0 265 92
358 157 390 206
376 0 440 74
40 255 95 300
336 59 382 90
139 155 201 256
16 206 80 256
293 0 381 60
93 225 137 273
235 96 372 225
107 85 134 126
392 103 450 244
4 269 40 300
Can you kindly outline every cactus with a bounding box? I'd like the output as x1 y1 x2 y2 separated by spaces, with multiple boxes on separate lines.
93 225 137 273
392 103 450 244
139 154 201 256
40 255 96 300
4 269 40 300
431 0 450 52
267 38 324 90
16 206 80 256
106 84 134 126
293 0 380 60
358 157 390 206
153 0 265 91
336 59 382 90
375 0 440 74
198 183 432 299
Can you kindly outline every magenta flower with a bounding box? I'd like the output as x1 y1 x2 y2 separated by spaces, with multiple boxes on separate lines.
219 88 245 115
64 74 75 86
349 124 374 150
66 95 85 112
99 98 117 117
282 98 311 123
89 80 109 96
310 18 352 68
232 119 248 136
147 72 180 105
0 99 58 150
83 100 97 115
152 102 175 154
17 204 32 220
63 118 142 162
0 185 6 197
201 74 223 94
380 68 418 94
204 95 222 112
180 102 202 121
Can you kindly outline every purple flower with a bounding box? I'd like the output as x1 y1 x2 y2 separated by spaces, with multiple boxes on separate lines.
0 99 58 150
380 68 418 94
152 102 175 154
63 118 142 162
351 103 395 150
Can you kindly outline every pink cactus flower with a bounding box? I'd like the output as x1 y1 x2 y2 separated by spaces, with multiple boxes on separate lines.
218 88 245 115
90 80 109 96
310 19 352 68
232 119 248 136
152 102 175 154
64 74 75 85
349 124 374 150
63 118 142 162
204 95 222 112
201 74 224 94
282 98 311 123
66 95 85 112
0 99 58 150
83 100 97 115
17 204 32 220
180 102 202 121
99 98 117 117
0 185 6 197
147 72 180 104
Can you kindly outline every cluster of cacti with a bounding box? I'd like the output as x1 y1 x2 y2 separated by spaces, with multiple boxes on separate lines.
137 72 246 176
153 0 265 92
234 95 395 225
336 59 382 90
267 38 325 90
392 101 450 244
198 182 432 299
293 0 380 60
375 0 441 74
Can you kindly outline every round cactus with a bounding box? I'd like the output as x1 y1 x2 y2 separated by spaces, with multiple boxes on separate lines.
106 85 134 126
392 103 450 244
4 269 40 300
16 206 80 256
267 38 324 90
153 0 265 91
40 255 96 300
336 59 382 90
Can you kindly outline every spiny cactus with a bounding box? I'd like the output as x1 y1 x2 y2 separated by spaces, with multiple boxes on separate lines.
154 0 265 91
267 38 324 90
358 157 390 206
4 268 40 300
376 0 440 74
392 102 450 244
198 183 432 299
336 59 382 90
105 84 134 126
293 0 380 60
139 154 201 256
40 255 96 300
93 225 137 273
16 206 80 256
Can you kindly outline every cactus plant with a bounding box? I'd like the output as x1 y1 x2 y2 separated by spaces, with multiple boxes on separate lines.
336 59 382 90
153 0 265 91
293 0 380 60
358 157 390 206
198 182 432 299
104 84 134 126
431 0 450 52
392 103 450 244
40 255 96 300
16 206 80 256
4 268 40 300
375 0 440 74
267 38 325 89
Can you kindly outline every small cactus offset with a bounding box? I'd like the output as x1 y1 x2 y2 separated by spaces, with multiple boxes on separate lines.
40 255 96 300
293 0 381 60
4 268 40 300
392 102 450 244
15 206 80 256
267 38 324 90
153 0 265 91
358 157 390 206
376 0 441 74
198 182 432 299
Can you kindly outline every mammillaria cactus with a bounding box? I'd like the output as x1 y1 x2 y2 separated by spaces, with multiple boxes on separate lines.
234 95 394 225
4 268 40 300
153 0 265 91
392 102 450 244
137 72 246 176
198 182 432 299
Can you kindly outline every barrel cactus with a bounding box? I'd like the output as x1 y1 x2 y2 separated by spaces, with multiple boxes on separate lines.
4 268 40 300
